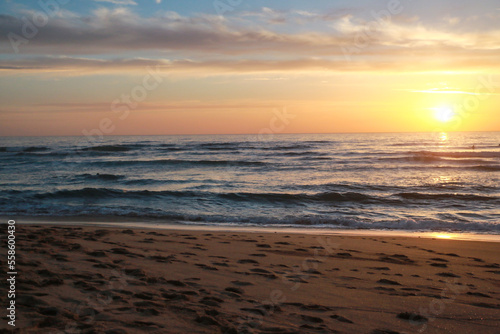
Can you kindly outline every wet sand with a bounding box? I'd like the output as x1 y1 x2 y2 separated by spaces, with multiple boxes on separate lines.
2 224 500 333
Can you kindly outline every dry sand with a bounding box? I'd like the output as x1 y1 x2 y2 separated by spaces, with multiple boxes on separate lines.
1 224 499 334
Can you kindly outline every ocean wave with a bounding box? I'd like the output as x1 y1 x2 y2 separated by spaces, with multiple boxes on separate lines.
93 159 268 167
31 188 197 200
380 155 445 163
223 190 499 204
80 144 141 152
77 173 125 181
16 151 69 158
396 192 498 202
23 146 50 152
10 186 500 206
219 191 378 203
379 151 499 166
27 188 383 204
158 146 185 152
410 150 500 159
123 178 195 186
467 165 500 171
299 156 332 160
0 146 51 153
390 142 434 147
193 142 251 151
190 143 315 151
314 182 499 194
260 144 312 151
2 206 499 233
279 151 329 157
304 140 332 144
215 191 405 205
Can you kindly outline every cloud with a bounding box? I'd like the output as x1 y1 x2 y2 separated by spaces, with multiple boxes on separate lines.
0 9 357 56
0 8 499 74
240 7 355 25
1 7 498 55
333 15 500 50
93 0 137 5
405 88 499 96
0 100 279 115
2 54 500 76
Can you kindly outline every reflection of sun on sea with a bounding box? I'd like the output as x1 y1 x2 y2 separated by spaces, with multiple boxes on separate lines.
433 233 453 239
433 175 452 184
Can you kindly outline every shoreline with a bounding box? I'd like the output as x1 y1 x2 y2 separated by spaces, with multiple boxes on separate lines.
5 216 500 243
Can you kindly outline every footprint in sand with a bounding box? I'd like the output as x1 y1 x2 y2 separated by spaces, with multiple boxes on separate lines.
231 280 254 286
195 264 218 271
371 329 401 334
331 314 354 324
377 279 402 286
436 272 460 278
300 314 324 323
238 259 259 264
466 292 492 298
397 312 428 324
225 287 244 295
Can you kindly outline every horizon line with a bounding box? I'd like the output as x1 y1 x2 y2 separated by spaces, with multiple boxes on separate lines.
1 130 499 139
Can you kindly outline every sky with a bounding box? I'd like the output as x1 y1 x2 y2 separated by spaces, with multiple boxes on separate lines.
0 0 499 136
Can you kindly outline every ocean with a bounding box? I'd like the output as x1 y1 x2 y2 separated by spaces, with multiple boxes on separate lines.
1 132 499 233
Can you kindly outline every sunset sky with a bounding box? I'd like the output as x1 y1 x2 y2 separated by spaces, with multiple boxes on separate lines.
1 0 499 136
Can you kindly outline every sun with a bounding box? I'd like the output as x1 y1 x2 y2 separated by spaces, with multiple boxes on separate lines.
434 106 455 123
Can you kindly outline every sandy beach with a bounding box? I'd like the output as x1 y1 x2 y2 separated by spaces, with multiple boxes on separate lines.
2 224 499 333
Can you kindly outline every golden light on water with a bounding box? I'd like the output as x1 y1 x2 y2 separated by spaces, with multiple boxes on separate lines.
433 233 453 239
432 175 452 185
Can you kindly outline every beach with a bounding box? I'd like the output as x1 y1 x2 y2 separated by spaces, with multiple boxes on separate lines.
4 223 499 334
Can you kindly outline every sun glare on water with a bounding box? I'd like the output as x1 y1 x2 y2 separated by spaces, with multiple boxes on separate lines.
434 106 455 123
434 233 453 239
